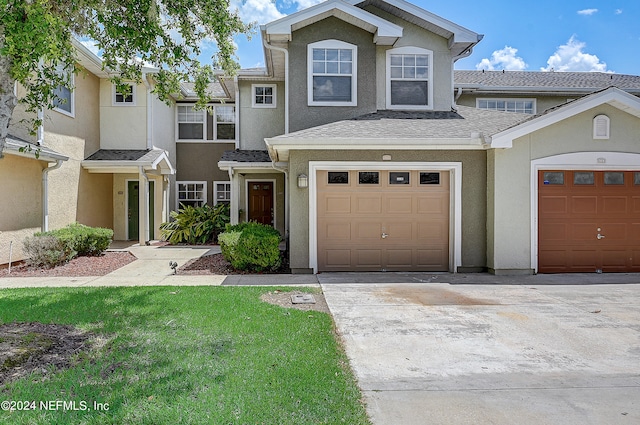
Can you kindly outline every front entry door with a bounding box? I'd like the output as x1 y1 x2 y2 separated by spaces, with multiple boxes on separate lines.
248 181 274 226
127 180 155 241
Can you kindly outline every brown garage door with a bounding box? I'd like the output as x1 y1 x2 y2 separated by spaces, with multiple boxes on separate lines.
317 170 449 272
538 170 640 273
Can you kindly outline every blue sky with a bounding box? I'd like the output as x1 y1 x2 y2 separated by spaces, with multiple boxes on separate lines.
229 0 640 74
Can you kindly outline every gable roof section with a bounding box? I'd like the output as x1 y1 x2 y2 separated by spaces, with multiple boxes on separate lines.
263 0 403 45
349 0 482 56
266 106 528 161
455 70 640 95
82 149 175 174
490 87 640 148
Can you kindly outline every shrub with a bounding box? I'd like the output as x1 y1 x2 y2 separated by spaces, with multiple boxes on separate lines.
218 222 281 272
23 224 114 268
23 235 76 269
46 223 113 256
160 203 230 245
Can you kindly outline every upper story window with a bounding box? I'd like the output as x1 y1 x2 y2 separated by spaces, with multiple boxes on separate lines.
113 83 136 106
53 67 74 117
252 84 276 108
308 40 357 106
177 104 236 142
386 46 432 110
477 98 536 114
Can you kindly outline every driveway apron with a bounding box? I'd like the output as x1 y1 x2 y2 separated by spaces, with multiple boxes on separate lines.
321 282 640 425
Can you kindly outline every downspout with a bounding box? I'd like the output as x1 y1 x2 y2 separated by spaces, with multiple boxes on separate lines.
262 39 289 134
234 76 240 149
451 44 477 110
227 167 239 224
142 72 153 149
139 166 150 244
42 160 63 231
36 108 44 145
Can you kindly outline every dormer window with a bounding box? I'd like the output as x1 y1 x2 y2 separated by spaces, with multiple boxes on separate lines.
593 114 610 139
308 40 357 106
386 46 432 110
113 83 136 106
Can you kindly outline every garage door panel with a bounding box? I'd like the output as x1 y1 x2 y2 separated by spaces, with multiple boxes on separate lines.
417 222 447 241
571 196 598 214
386 222 414 240
355 195 382 214
540 196 568 214
416 249 448 268
539 249 567 268
322 222 351 240
632 197 640 213
601 196 628 214
356 250 383 267
601 249 629 268
571 223 599 241
356 222 383 239
539 223 568 241
599 223 628 241
322 195 352 214
417 196 448 214
324 249 351 267
386 249 413 267
385 196 413 214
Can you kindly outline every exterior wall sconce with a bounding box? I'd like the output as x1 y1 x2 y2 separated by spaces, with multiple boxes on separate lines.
297 173 308 188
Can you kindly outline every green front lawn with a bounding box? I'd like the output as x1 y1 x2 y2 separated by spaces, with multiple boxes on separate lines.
0 287 370 425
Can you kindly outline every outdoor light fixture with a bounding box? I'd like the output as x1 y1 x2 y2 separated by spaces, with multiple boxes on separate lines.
297 173 308 188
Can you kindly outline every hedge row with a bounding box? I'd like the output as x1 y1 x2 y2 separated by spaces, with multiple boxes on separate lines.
23 223 113 268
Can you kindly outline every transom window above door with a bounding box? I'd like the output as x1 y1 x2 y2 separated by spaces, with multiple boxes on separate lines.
308 40 357 106
386 46 432 110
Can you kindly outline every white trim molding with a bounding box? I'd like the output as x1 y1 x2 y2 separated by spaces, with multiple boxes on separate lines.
308 161 462 274
308 39 357 107
386 46 433 110
112 82 137 106
529 151 640 272
251 84 277 108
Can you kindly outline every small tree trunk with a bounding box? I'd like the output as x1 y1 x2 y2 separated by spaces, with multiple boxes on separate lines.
0 40 18 159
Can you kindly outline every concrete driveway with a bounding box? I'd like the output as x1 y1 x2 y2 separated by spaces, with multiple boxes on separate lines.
321 282 640 425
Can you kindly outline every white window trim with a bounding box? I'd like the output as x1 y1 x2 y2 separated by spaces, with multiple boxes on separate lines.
308 161 462 274
386 46 433 111
176 104 237 143
308 39 357 107
593 114 610 139
112 83 137 106
476 98 536 114
213 181 232 204
53 72 75 117
176 181 207 209
251 84 277 108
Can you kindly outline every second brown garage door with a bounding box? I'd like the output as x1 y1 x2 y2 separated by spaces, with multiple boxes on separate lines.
538 170 640 273
317 170 449 272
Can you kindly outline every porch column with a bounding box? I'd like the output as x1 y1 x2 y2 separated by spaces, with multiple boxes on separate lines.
138 169 150 245
229 169 240 225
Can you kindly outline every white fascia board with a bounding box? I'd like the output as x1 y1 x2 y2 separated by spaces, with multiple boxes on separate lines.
491 87 640 148
347 0 478 42
4 144 69 163
265 0 402 42
218 161 274 170
150 152 176 175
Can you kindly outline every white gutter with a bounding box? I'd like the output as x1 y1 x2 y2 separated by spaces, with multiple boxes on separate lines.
262 38 289 134
142 72 153 149
42 160 64 231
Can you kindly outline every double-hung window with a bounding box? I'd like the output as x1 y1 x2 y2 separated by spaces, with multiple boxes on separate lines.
214 181 232 205
176 181 207 208
177 104 236 141
308 40 357 106
386 46 432 110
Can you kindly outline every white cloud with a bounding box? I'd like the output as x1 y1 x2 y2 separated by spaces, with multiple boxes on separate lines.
541 36 609 72
294 0 325 10
231 0 286 25
577 8 598 16
615 9 623 15
475 46 527 71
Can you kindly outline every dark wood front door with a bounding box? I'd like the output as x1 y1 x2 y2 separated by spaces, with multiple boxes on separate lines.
248 181 274 226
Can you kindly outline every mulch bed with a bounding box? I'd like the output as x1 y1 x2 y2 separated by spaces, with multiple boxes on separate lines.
0 252 136 278
179 252 291 275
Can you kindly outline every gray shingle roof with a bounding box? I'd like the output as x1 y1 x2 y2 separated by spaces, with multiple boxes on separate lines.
220 150 272 163
454 70 640 92
85 149 151 161
275 105 528 140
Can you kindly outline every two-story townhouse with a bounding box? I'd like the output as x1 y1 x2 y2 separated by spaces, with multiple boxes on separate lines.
1 41 176 265
222 0 640 275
